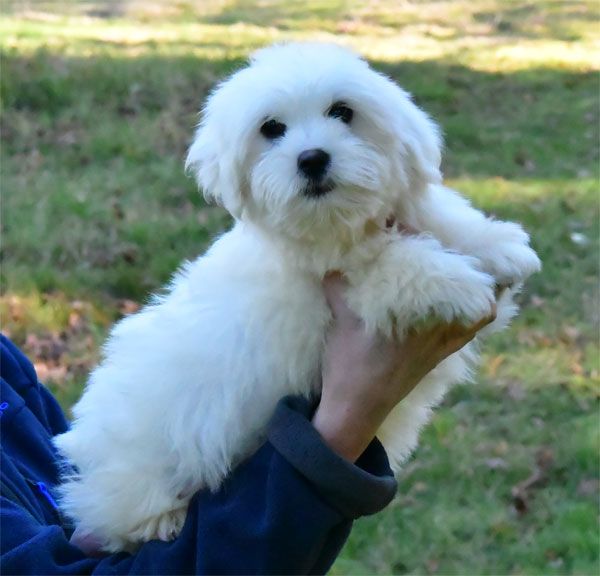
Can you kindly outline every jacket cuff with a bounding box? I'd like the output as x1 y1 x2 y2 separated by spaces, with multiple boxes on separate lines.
267 396 397 519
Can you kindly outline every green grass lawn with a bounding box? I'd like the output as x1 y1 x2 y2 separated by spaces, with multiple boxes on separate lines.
1 1 598 574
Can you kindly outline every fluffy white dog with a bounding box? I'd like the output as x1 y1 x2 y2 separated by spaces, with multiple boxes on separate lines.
55 42 540 552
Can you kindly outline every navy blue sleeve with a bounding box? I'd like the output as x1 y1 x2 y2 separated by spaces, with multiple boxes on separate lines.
1 336 397 575
0 335 69 436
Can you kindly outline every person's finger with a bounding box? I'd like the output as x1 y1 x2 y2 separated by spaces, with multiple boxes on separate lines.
322 272 360 326
70 527 107 558
449 300 498 338
475 299 497 329
437 301 498 354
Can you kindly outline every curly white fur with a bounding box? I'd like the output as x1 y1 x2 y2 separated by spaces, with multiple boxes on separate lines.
55 42 541 552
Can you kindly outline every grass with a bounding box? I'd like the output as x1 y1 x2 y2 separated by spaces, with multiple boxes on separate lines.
1 1 598 574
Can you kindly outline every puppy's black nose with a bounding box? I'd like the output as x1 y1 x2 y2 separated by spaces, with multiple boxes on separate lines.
297 149 330 180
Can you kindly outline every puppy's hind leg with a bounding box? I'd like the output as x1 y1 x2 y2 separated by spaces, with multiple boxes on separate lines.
128 502 189 546
59 460 191 552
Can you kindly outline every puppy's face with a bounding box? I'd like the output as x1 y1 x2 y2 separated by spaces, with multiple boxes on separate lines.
187 43 442 241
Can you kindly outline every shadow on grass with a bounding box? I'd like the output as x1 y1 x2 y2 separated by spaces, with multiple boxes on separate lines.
1 48 598 305
2 48 598 179
471 1 599 42
203 0 348 29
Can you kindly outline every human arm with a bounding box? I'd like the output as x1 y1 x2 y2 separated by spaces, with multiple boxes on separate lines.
0 400 395 576
0 336 395 576
312 273 497 462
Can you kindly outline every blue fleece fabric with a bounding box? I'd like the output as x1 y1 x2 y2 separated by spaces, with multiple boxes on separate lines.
0 334 397 575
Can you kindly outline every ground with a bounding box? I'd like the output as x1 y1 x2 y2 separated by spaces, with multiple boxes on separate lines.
1 1 598 574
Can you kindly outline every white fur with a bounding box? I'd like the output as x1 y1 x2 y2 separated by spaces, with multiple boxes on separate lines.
54 42 541 552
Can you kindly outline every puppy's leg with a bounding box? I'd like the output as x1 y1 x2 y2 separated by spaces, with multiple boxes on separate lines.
345 234 495 338
409 185 541 286
128 503 189 546
56 433 191 552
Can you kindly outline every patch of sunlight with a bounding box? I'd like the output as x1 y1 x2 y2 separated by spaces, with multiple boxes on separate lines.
481 343 600 393
0 292 114 338
471 40 600 72
1 11 598 73
446 178 598 204
346 33 599 72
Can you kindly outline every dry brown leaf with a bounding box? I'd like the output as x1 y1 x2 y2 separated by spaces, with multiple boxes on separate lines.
487 354 505 376
507 381 525 401
560 325 582 345
118 299 140 316
511 447 554 515
576 478 599 497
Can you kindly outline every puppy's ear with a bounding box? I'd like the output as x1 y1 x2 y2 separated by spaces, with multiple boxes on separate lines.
185 119 244 219
378 78 443 192
396 101 442 190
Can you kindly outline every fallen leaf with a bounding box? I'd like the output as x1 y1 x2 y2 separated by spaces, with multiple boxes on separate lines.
576 478 599 497
118 299 140 316
507 382 525 401
112 201 125 221
530 294 546 308
511 447 554 515
536 447 554 472
570 232 589 246
68 311 85 331
485 457 509 470
512 490 529 515
34 361 67 384
120 245 138 264
25 333 66 362
487 354 505 376
425 558 439 574
571 362 584 376
412 481 428 494
560 325 582 344
494 440 509 456
545 549 564 569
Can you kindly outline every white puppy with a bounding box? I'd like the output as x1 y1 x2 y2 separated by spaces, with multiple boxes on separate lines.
55 42 540 552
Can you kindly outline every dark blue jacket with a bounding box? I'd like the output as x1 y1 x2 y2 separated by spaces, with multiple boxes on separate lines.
0 335 397 575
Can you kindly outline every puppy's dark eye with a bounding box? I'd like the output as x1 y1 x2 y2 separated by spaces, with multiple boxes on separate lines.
260 119 286 139
328 102 353 124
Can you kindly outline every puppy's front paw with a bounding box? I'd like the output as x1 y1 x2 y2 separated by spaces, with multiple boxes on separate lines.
347 237 495 337
429 252 496 324
392 251 495 332
481 222 541 285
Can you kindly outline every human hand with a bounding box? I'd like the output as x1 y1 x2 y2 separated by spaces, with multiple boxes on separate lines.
70 526 107 557
312 272 496 462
